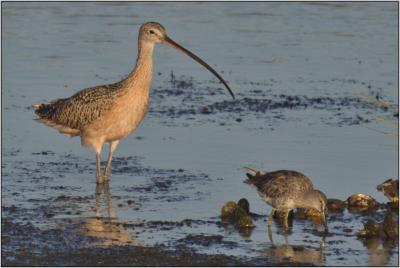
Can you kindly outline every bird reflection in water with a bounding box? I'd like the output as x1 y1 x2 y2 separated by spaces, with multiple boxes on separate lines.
261 233 326 266
363 237 396 266
79 182 142 246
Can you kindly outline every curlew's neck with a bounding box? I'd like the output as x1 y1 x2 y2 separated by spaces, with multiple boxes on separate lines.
124 40 155 89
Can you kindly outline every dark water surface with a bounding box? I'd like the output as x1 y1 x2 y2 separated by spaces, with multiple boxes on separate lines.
2 2 398 266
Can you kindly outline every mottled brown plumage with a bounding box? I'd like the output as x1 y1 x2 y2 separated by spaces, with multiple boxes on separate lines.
33 22 234 184
244 167 328 231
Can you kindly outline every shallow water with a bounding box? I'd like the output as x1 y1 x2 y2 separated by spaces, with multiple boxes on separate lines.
2 2 398 266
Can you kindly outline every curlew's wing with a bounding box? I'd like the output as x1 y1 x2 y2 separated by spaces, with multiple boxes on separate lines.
33 81 124 133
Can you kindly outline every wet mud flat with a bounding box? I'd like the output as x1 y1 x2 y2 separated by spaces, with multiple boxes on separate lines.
1 220 259 267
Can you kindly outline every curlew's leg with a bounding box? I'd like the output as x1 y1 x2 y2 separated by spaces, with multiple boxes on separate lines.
268 208 275 226
96 152 105 184
283 210 290 231
104 140 119 180
267 209 275 244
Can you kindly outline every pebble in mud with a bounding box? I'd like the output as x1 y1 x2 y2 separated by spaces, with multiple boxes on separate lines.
345 193 379 213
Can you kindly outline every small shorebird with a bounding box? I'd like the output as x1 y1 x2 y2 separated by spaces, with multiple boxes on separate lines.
244 167 328 232
33 22 234 183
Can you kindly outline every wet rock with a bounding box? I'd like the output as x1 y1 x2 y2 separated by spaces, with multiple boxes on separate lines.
346 194 379 213
357 220 382 239
200 106 211 114
327 198 345 213
295 208 324 225
237 226 253 238
221 201 255 228
221 201 237 219
234 211 255 228
237 198 249 214
377 178 399 206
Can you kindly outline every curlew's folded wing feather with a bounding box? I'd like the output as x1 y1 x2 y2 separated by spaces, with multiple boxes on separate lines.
34 81 124 131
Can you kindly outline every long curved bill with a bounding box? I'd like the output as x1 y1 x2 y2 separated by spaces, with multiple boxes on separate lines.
163 36 235 100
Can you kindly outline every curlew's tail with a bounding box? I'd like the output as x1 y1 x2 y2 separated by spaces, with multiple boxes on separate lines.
243 166 266 184
32 103 42 109
32 100 80 137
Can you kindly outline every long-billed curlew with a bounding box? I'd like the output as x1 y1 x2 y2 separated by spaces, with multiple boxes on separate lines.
33 22 235 184
244 167 328 232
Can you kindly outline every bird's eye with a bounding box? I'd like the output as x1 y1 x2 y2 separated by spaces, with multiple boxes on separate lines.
149 30 155 34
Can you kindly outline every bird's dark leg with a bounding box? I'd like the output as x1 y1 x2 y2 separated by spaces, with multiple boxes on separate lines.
267 222 274 244
268 208 275 226
267 209 275 243
104 140 119 180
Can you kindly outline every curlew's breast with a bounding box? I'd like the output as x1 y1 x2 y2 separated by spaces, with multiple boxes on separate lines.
83 87 150 143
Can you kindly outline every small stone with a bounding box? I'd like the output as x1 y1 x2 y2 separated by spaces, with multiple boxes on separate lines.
295 208 324 225
200 106 211 114
233 206 255 228
346 193 379 212
237 198 250 214
221 201 238 219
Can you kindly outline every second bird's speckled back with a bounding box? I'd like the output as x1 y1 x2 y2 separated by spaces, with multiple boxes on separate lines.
245 170 314 209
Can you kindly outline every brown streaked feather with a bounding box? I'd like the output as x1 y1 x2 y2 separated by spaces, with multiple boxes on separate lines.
33 81 124 130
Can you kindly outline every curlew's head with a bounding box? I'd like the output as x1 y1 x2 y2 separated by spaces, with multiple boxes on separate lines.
138 22 235 100
139 22 167 44
303 190 328 231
